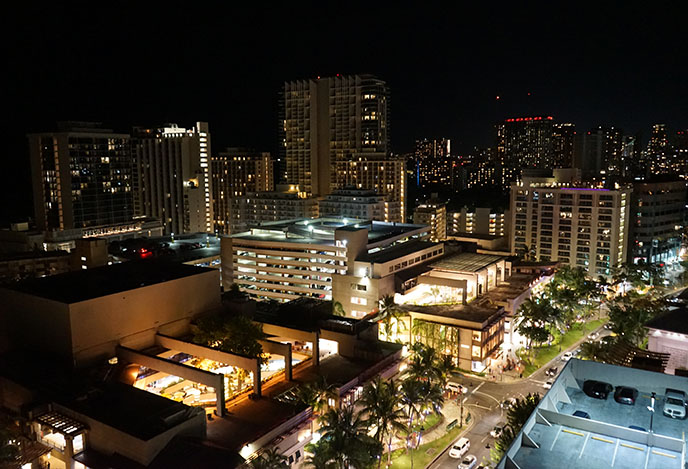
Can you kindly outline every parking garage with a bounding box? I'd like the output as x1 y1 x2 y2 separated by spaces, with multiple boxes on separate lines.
498 359 688 469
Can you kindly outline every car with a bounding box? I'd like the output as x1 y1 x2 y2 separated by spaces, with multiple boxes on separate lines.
629 425 647 432
543 380 553 389
490 425 504 438
545 367 558 376
458 455 478 469
501 398 517 409
588 332 599 340
573 410 591 419
614 386 638 405
663 389 687 419
448 437 470 458
604 323 613 330
583 380 613 399
561 351 573 361
446 382 469 394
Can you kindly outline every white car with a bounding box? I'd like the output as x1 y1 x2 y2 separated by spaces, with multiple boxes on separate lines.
543 380 553 389
490 425 504 438
458 454 478 469
663 389 687 419
448 437 470 458
589 332 599 340
446 382 469 394
561 352 573 361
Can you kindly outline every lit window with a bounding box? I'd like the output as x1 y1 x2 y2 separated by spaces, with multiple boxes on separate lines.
351 297 367 306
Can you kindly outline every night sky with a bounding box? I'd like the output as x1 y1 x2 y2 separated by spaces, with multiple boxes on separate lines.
3 3 686 223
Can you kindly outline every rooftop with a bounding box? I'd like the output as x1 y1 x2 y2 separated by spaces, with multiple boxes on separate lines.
646 306 688 335
65 382 205 441
4 260 215 303
400 299 503 325
498 359 688 469
231 218 429 246
431 252 505 272
356 240 439 264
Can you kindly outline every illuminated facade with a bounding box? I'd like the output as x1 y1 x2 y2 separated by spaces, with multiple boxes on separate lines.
510 170 631 277
496 116 555 185
629 180 686 264
414 138 452 187
448 206 507 237
211 148 273 234
552 123 575 168
132 122 212 235
228 187 318 234
28 122 133 231
413 198 447 241
221 218 431 304
575 126 624 176
319 188 400 222
332 155 405 221
279 75 390 197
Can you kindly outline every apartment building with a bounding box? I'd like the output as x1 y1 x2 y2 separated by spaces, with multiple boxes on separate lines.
413 198 447 241
318 188 400 222
448 206 507 237
510 169 631 277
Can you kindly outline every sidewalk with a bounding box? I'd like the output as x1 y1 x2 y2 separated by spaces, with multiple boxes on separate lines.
389 399 470 452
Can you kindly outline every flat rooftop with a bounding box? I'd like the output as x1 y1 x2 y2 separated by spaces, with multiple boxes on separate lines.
4 260 215 303
400 300 503 325
65 382 204 441
356 240 439 264
431 252 505 272
499 359 688 469
231 218 428 246
646 306 688 335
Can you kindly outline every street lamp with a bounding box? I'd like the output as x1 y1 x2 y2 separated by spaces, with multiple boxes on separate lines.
647 392 656 433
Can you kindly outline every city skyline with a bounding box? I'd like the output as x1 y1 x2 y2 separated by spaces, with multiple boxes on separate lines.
3 3 687 224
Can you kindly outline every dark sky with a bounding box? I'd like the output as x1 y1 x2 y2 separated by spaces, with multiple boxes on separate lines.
2 2 687 223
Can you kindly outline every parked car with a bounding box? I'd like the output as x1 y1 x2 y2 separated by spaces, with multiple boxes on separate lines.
545 367 558 376
573 410 591 419
490 425 504 438
604 323 613 330
614 386 638 405
449 437 470 458
663 389 687 419
561 352 573 361
588 332 599 340
573 348 582 357
458 455 478 469
543 380 553 389
583 380 613 399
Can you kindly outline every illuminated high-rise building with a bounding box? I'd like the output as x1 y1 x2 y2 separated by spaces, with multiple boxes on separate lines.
28 122 133 231
279 74 388 197
496 116 555 186
211 148 273 234
552 123 576 168
413 196 446 241
414 138 452 187
575 126 624 176
132 122 212 235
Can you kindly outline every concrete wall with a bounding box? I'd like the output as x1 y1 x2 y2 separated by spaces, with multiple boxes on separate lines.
1 289 73 366
67 270 220 367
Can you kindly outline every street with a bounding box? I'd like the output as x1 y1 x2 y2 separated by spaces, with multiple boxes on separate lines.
428 323 609 468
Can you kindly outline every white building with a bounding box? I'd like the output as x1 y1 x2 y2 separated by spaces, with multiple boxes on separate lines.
510 169 631 277
133 122 212 235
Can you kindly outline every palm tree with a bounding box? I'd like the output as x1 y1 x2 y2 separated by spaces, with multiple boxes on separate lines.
418 381 444 423
408 342 440 383
378 295 407 342
312 406 381 469
434 354 457 388
250 448 288 469
358 377 408 468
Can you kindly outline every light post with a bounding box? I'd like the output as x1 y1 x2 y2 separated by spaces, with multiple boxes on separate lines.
648 392 656 433
458 389 464 427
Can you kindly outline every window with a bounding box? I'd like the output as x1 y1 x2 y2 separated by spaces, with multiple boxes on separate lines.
472 331 481 341
472 345 481 358
351 297 367 305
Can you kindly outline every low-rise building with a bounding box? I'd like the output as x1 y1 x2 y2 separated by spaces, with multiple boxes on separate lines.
319 188 400 222
222 218 434 309
646 305 688 375
401 300 505 372
228 187 318 234
448 206 508 237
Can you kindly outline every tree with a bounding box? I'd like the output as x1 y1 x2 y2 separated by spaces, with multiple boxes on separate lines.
192 313 266 361
377 295 407 342
358 377 408 468
332 301 346 317
0 425 19 463
407 342 440 383
607 291 665 346
309 406 382 469
514 297 559 348
490 393 541 463
434 354 457 388
286 376 337 415
579 339 614 362
250 448 288 469
430 286 441 303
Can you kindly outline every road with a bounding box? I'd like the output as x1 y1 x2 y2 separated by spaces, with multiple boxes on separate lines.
428 323 610 468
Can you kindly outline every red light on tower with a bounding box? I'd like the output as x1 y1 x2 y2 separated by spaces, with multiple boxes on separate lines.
496 95 500 100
